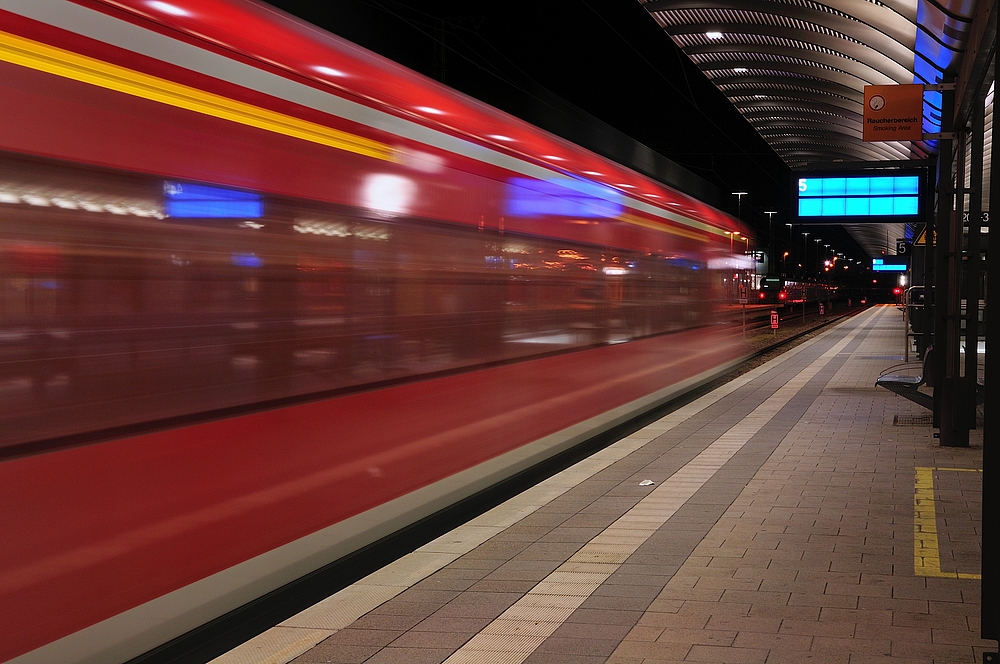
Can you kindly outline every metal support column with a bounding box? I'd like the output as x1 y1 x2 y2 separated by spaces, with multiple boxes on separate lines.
922 162 937 362
983 43 999 645
966 100 984 427
935 80 970 447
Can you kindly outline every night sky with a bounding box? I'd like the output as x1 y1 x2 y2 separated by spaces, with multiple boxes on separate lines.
264 0 866 264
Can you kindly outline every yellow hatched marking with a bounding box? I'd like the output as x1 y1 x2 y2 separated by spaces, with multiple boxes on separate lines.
0 29 398 162
913 466 982 579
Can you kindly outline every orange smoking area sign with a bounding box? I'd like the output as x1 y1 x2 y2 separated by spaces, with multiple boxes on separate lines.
863 84 923 142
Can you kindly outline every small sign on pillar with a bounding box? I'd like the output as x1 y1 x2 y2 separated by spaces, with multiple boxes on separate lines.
770 310 779 329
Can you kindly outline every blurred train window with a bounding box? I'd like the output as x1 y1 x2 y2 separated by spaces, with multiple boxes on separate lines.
0 153 725 448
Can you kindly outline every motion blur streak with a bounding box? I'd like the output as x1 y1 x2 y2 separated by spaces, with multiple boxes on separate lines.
0 1 748 662
0 29 398 162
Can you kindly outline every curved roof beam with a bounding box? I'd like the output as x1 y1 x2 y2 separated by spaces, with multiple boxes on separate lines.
720 78 864 104
706 64 871 93
687 43 899 85
733 98 862 119
748 114 863 133
748 116 928 158
645 0 915 69
768 140 892 160
761 128 909 161
664 25 915 83
764 134 907 161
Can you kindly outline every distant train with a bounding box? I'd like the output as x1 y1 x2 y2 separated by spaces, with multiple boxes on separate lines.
757 276 836 306
0 2 750 663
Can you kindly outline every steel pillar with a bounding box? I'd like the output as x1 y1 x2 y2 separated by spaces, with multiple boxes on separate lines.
983 38 999 644
966 100 984 427
935 80 970 447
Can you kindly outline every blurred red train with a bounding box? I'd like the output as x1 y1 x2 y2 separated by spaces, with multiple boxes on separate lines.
0 1 748 662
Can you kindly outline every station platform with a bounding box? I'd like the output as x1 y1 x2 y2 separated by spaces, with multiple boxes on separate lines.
214 305 988 664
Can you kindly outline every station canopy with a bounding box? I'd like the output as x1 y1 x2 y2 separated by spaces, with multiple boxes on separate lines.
640 0 989 258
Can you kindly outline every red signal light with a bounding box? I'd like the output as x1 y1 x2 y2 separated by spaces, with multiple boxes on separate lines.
892 287 902 295
759 292 765 299
778 291 787 300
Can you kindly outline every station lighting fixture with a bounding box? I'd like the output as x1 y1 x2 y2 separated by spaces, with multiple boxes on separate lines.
732 191 747 221
706 31 723 39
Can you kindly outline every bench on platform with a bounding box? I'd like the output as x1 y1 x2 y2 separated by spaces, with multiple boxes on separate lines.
876 346 984 410
876 347 934 410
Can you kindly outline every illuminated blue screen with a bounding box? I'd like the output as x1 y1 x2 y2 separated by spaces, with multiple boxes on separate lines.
797 175 920 219
872 259 907 272
165 182 263 218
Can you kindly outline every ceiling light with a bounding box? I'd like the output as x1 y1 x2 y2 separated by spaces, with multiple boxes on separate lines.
706 31 723 39
733 67 747 73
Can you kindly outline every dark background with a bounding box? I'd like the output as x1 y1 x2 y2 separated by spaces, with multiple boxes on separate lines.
264 0 866 265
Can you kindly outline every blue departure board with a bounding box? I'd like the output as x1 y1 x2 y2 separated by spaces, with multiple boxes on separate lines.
872 258 908 272
792 170 925 223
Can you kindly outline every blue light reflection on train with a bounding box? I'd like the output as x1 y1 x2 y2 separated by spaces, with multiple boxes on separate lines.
504 176 623 219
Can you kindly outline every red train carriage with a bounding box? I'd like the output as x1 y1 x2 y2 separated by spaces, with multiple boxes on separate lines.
0 2 748 662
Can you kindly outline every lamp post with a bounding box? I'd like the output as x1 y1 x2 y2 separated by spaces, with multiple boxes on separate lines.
785 223 793 278
723 231 735 300
732 191 748 221
742 235 753 288
814 238 822 278
764 211 776 275
802 231 810 277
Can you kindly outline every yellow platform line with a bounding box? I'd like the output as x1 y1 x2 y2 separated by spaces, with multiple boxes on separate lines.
0 29 398 162
913 466 982 579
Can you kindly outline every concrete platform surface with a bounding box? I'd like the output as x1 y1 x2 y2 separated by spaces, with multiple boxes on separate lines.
212 305 988 664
